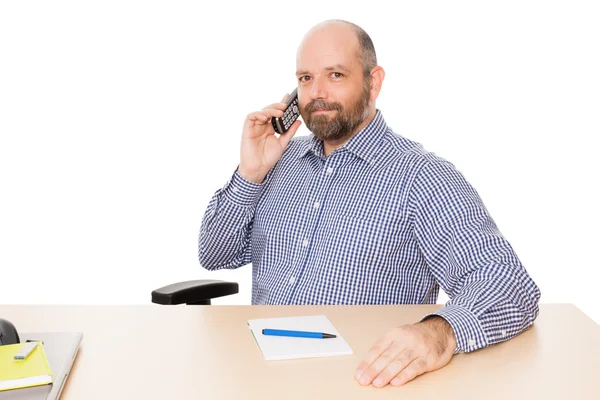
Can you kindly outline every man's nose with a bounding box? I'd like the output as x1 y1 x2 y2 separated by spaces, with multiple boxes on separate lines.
309 77 327 100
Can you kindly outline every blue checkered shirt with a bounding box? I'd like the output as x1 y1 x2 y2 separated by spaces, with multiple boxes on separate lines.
199 110 541 353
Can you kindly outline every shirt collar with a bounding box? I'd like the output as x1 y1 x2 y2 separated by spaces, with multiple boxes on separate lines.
295 109 388 165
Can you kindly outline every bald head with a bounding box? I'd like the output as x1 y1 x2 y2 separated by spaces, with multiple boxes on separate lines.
298 20 377 84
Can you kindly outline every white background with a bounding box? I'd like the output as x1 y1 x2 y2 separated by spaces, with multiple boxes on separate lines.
1 1 598 323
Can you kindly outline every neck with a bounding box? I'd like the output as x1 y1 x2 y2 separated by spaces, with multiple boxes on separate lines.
323 107 377 157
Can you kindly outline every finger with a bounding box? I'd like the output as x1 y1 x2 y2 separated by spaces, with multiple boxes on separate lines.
355 336 393 378
262 102 289 111
261 107 285 119
280 93 289 102
247 112 269 124
277 119 302 148
247 110 282 124
371 348 418 388
356 342 404 386
390 357 429 387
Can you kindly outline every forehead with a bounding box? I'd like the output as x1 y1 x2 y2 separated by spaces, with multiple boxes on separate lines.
296 24 361 73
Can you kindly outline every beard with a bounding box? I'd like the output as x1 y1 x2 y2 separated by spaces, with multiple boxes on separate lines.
300 84 371 142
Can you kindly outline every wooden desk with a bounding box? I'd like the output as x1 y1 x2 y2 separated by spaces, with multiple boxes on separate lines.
0 304 598 399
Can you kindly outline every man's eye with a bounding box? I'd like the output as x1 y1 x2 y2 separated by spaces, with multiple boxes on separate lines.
299 76 311 82
331 72 343 79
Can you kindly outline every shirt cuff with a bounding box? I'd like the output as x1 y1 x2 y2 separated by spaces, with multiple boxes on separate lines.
420 304 489 354
221 168 266 207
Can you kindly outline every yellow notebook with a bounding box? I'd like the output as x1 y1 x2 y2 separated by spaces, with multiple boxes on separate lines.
0 342 54 392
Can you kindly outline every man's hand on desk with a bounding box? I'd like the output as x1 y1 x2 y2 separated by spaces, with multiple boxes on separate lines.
354 316 457 388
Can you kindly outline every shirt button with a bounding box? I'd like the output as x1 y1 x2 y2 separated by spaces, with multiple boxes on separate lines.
313 201 320 209
232 187 239 193
326 167 334 174
468 339 476 347
501 330 507 337
302 239 309 247
289 276 296 285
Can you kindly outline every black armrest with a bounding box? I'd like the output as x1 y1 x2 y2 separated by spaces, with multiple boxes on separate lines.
151 280 239 305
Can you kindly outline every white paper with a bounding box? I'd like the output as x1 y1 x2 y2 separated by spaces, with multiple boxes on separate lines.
247 315 353 361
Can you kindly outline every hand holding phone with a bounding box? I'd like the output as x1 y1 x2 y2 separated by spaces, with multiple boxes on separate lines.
238 90 303 184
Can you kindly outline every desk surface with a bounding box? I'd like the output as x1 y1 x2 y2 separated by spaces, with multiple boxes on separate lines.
0 304 599 399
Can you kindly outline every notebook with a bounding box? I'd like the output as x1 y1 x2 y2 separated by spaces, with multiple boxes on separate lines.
0 332 82 400
0 342 53 392
247 315 353 361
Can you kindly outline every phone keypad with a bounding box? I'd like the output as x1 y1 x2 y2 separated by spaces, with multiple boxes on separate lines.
272 90 299 134
282 97 299 130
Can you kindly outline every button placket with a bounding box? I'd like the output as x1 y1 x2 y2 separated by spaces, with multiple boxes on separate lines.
287 157 338 305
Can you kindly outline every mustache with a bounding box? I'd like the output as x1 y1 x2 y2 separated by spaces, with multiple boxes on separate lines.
304 99 343 113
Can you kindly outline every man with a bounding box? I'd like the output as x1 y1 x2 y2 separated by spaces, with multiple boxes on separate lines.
198 19 541 388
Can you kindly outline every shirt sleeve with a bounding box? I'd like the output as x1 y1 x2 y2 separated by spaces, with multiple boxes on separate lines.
409 159 541 354
198 167 273 270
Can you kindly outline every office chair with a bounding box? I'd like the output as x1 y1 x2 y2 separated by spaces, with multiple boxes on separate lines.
151 280 239 305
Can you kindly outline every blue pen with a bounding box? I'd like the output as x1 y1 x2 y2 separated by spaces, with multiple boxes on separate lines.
262 329 337 339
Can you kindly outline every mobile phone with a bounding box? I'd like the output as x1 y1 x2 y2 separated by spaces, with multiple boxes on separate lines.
271 88 299 134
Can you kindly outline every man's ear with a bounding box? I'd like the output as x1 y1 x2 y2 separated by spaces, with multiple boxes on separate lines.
369 66 385 101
